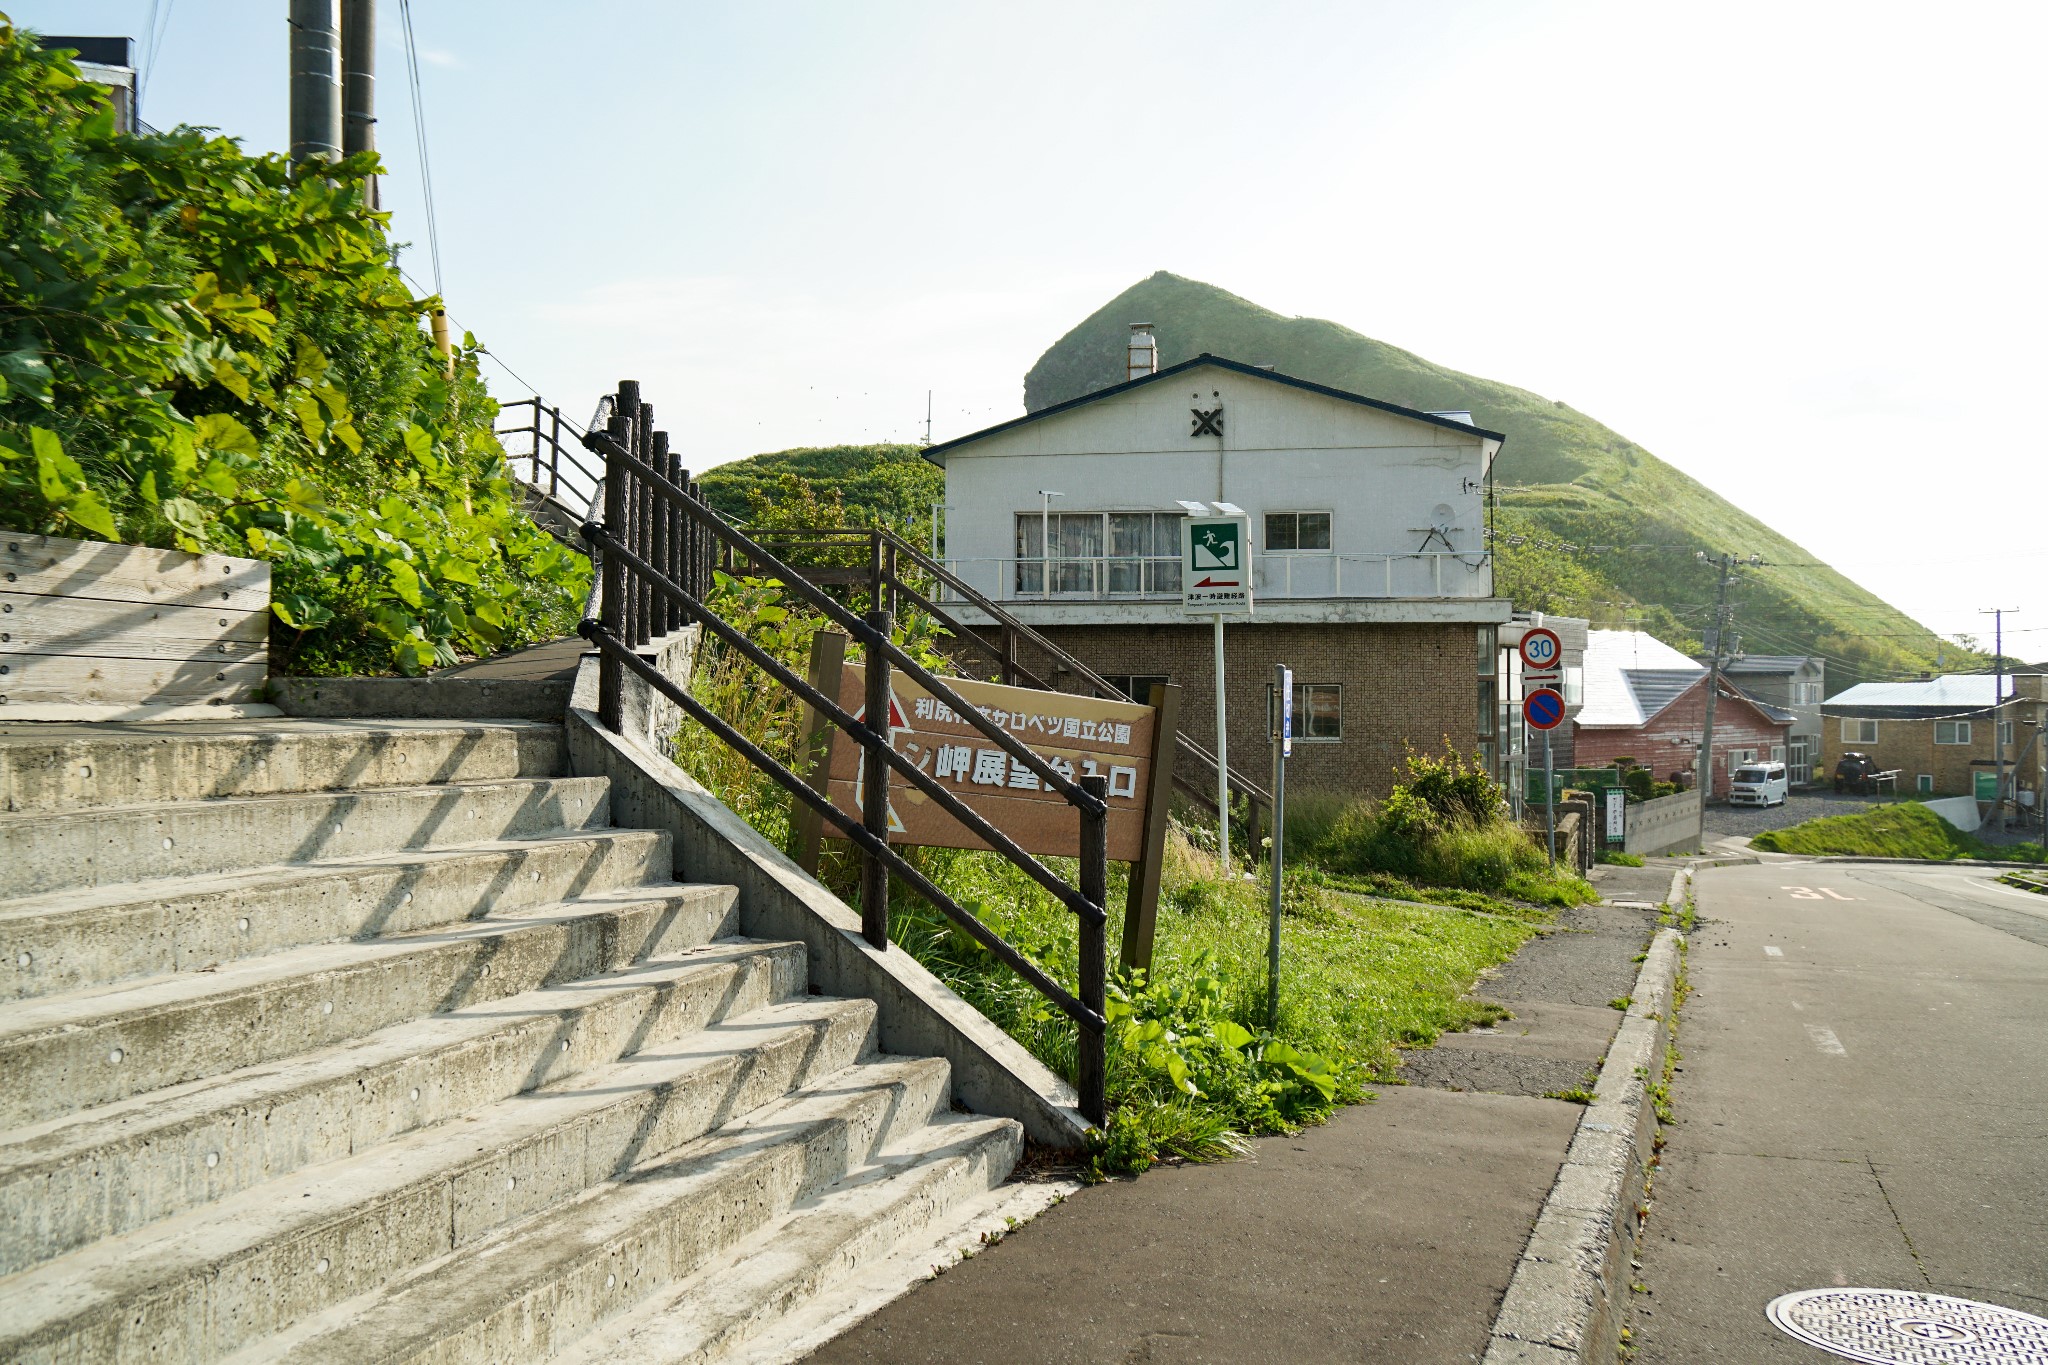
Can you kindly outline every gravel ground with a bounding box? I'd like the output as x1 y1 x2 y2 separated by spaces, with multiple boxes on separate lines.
1701 789 1892 839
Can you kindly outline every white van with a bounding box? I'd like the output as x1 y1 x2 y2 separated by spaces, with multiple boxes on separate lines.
1729 760 1789 807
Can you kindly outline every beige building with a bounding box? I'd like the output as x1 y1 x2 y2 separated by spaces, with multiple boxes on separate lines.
1821 673 2047 805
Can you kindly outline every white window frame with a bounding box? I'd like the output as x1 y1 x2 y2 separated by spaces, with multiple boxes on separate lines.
1269 681 1342 742
1728 748 1758 770
1841 718 1878 743
1262 510 1333 554
1999 719 2014 747
1935 720 1972 746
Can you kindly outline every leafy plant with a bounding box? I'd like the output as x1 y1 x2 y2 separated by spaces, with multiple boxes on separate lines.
0 25 587 674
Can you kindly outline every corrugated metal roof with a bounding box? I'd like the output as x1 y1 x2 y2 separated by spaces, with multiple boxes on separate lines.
1578 631 1704 727
1722 655 1818 674
1824 675 2001 709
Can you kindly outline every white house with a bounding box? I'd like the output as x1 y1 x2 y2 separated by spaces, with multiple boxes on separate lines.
923 344 1512 797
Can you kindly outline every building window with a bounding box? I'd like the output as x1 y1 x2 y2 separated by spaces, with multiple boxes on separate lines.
1270 682 1342 741
1918 773 1934 793
1102 674 1170 702
1999 719 2014 747
1792 682 1822 705
1263 511 1332 552
1771 744 1785 762
1841 719 1878 743
1935 720 1972 745
1728 748 1757 769
1014 512 1182 596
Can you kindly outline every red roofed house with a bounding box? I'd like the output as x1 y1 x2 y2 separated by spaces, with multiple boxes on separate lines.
1572 630 1793 798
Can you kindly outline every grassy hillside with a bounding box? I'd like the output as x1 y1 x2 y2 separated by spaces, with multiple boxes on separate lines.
1025 273 1955 685
697 443 940 536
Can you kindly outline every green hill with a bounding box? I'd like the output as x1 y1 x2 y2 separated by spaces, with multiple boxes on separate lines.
1025 273 1955 685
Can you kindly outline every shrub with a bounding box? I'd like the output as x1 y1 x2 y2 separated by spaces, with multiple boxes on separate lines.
0 27 586 674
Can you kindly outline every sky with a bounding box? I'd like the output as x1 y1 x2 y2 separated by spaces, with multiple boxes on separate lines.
15 1 2047 654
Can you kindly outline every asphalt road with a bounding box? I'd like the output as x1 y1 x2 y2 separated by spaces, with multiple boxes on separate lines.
1627 860 2048 1360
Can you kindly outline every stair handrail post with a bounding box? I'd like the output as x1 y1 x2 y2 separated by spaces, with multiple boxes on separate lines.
861 608 894 949
649 431 672 638
614 383 642 650
547 403 563 497
668 457 687 632
596 407 631 733
1078 772 1109 1126
633 400 656 648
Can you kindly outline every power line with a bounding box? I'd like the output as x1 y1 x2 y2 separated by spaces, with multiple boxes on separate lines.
397 0 443 297
139 0 176 118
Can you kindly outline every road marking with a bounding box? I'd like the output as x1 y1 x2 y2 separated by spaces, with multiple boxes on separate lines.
1764 945 1784 957
1819 888 1858 901
1805 1025 1847 1055
1782 886 1859 901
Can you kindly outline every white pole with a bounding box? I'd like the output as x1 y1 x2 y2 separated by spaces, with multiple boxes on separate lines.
1215 613 1230 867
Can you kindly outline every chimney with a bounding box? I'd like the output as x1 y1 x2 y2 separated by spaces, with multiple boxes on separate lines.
1126 323 1157 383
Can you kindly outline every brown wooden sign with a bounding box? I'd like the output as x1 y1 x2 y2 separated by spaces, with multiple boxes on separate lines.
819 664 1156 862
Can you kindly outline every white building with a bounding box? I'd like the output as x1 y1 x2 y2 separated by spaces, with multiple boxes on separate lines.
924 346 1513 797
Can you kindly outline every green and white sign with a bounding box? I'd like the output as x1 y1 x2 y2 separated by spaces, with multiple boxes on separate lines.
1182 515 1252 615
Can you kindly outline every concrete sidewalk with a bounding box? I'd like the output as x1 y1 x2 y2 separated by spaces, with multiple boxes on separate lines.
804 1084 1580 1365
809 888 1664 1364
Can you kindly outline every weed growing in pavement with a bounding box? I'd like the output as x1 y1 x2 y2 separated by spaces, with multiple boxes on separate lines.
1609 996 1633 1011
1599 850 1647 867
1544 1088 1597 1104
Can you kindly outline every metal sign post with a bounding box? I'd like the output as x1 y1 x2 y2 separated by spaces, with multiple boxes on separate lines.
1182 507 1253 865
1523 685 1567 867
1268 664 1291 1028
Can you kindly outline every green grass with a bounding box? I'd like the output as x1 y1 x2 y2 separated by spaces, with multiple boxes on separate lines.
1749 801 2047 862
1599 850 1646 867
1022 272 1958 686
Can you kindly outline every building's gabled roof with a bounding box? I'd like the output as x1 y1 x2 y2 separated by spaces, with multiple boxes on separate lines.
1740 691 1799 726
1721 655 1821 675
1822 674 2016 718
919 354 1507 467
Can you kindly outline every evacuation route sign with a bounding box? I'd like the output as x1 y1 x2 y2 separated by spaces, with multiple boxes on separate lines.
1183 515 1252 615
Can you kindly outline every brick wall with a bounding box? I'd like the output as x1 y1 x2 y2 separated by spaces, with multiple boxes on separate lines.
1819 702 2048 798
1574 680 1791 798
999 620 1485 800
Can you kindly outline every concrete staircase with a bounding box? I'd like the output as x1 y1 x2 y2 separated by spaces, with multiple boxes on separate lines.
0 717 1023 1364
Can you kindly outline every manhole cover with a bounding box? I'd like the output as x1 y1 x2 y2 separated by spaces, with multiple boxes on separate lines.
1766 1288 2048 1363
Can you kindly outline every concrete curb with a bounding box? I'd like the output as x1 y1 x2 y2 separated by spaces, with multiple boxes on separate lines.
1481 895 1687 1364
1805 854 2048 870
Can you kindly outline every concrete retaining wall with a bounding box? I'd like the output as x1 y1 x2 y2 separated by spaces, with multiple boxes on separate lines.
1625 790 1699 857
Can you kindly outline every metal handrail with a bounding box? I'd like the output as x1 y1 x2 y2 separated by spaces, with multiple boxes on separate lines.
578 384 1108 1124
496 396 605 512
748 525 1275 819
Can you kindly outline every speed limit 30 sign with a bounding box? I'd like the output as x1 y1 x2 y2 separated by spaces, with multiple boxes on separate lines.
1519 627 1562 671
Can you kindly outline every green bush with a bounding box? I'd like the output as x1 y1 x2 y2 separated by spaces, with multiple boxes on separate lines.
1599 850 1646 867
0 25 586 674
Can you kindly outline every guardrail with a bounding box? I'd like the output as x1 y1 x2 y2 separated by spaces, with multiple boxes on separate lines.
576 382 1110 1123
496 396 604 515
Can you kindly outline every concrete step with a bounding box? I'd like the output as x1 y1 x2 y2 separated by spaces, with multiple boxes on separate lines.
0 884 740 1128
0 939 806 1277
0 826 673 1002
0 718 565 815
558 1112 1023 1365
250 1056 955 1365
0 998 881 1364
0 775 613 897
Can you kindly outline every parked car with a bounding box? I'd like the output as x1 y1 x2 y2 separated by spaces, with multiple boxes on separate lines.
1730 761 1789 807
1834 752 1882 794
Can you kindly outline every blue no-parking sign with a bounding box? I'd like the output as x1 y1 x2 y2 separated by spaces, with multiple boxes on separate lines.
1524 687 1566 731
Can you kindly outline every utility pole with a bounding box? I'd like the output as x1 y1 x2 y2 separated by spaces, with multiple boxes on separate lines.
340 0 377 205
1982 608 2016 829
1695 553 1736 852
288 0 342 164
